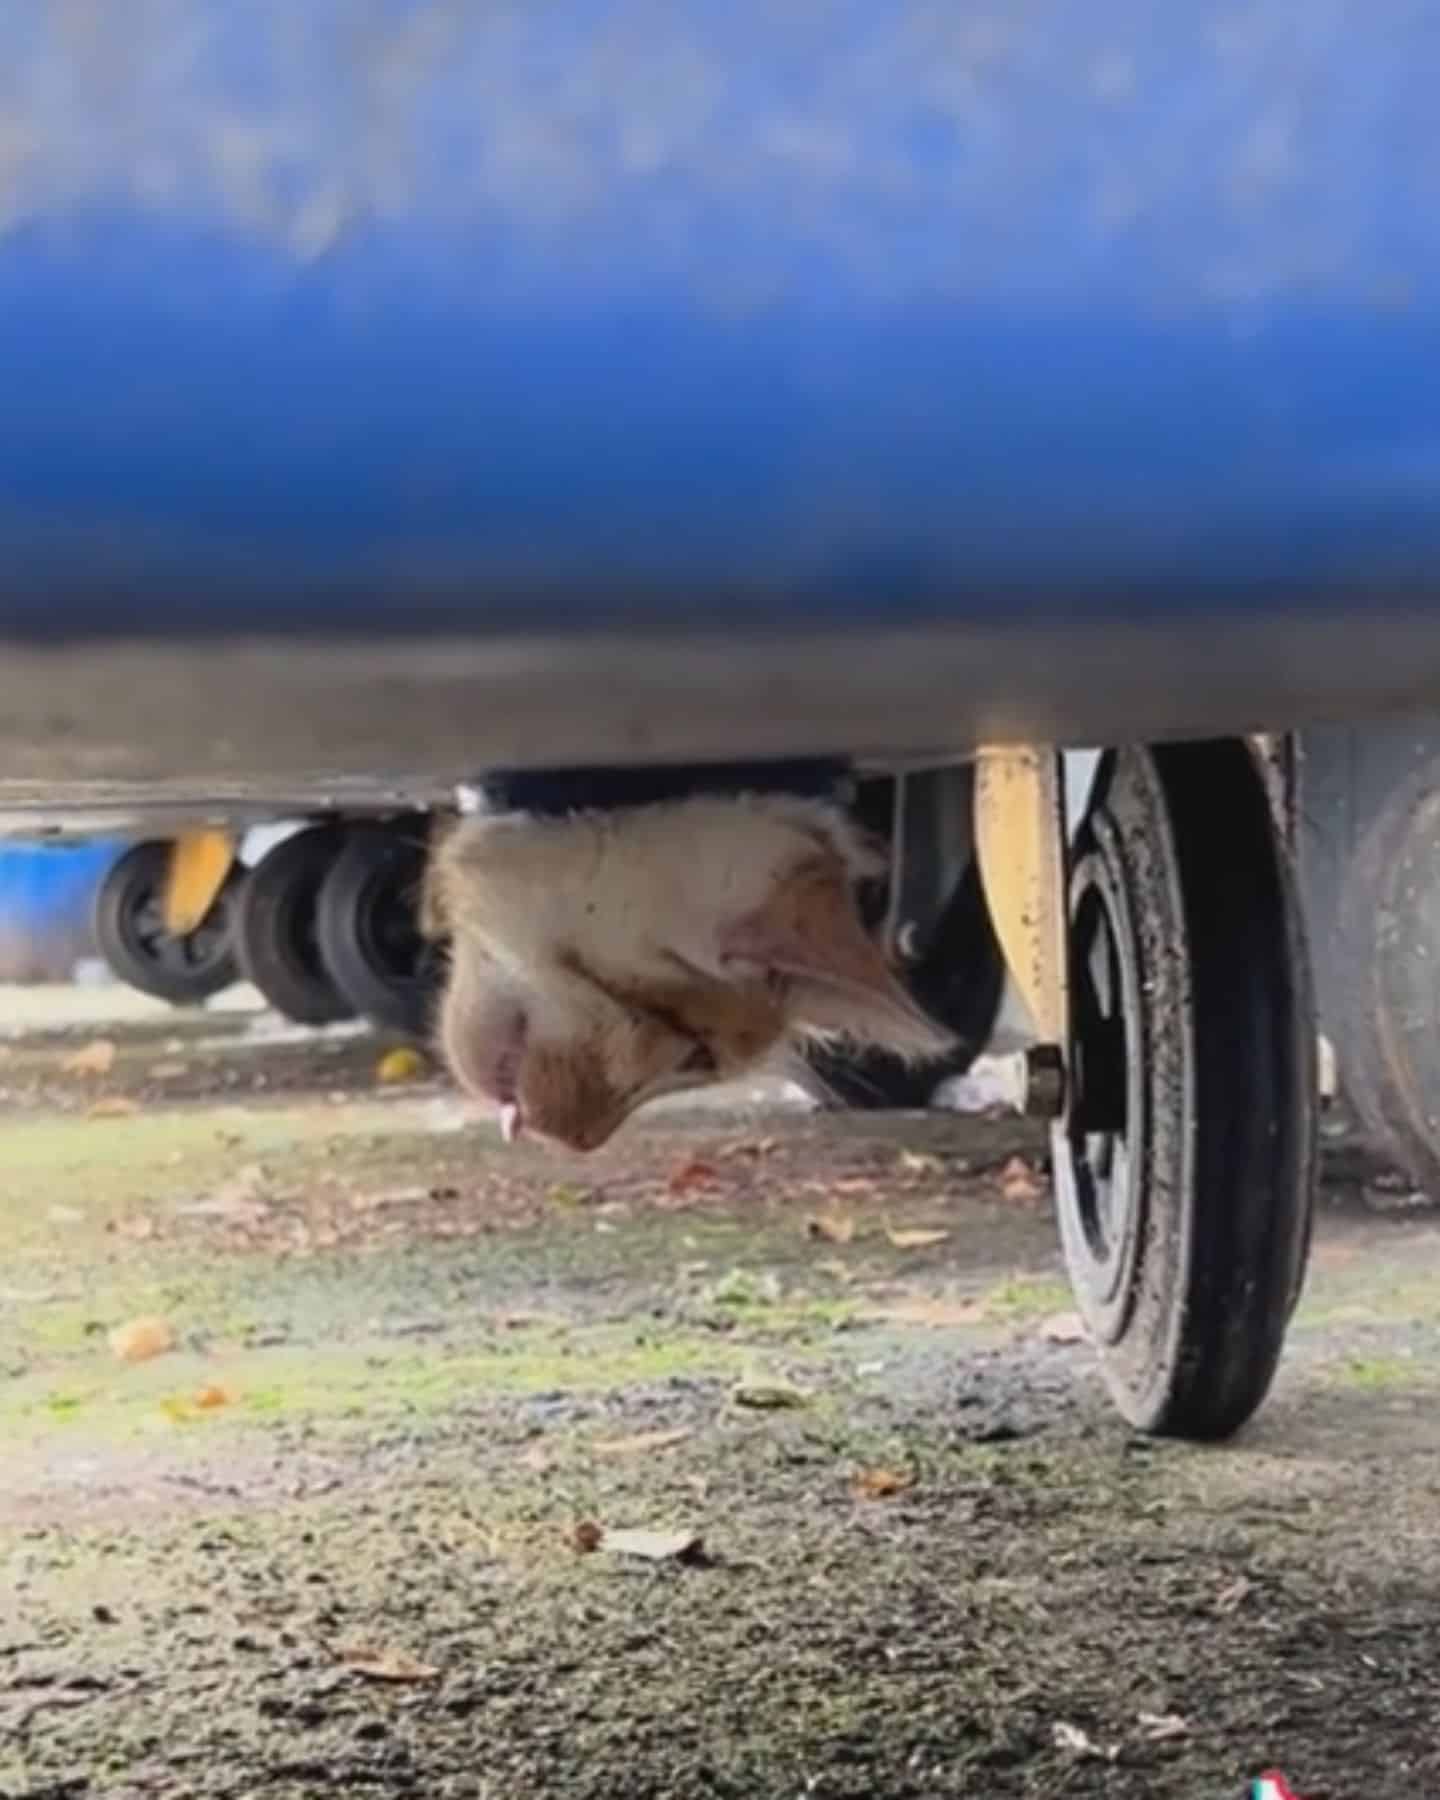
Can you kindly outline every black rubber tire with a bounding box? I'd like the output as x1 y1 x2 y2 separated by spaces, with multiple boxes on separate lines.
1053 741 1316 1440
235 826 356 1026
1328 754 1440 1198
804 860 1007 1108
92 840 242 1006
316 821 444 1040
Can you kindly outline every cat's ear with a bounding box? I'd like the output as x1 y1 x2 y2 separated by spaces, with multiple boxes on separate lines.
716 856 952 1058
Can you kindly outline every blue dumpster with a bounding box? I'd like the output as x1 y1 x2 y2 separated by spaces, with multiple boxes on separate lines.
0 843 128 983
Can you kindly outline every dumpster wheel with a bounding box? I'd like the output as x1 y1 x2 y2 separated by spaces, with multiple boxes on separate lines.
977 739 1317 1439
316 819 445 1041
93 839 243 1007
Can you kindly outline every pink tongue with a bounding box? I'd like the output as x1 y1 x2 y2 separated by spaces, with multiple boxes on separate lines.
499 1102 522 1144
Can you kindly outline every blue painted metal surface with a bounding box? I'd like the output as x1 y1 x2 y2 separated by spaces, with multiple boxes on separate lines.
1 1 1439 775
0 841 125 980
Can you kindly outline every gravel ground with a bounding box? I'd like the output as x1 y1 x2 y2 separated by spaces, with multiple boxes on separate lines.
4 1003 1440 1799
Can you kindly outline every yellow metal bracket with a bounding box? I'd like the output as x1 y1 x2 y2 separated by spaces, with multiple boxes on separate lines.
163 830 237 936
973 746 1069 1047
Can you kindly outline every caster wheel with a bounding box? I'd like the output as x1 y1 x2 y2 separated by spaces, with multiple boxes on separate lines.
235 826 356 1026
1054 741 1316 1440
805 861 1006 1108
316 821 444 1040
93 840 242 1006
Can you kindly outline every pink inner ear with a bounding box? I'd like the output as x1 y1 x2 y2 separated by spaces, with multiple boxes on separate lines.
718 857 952 1057
438 952 530 1103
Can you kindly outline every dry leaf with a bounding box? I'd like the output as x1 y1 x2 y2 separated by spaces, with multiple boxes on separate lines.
883 1225 951 1250
193 1384 233 1410
720 1136 778 1159
898 1150 943 1175
998 1156 1046 1203
806 1214 856 1245
667 1157 720 1196
63 1038 116 1077
109 1317 174 1363
597 1527 704 1563
1138 1712 1189 1742
176 1166 271 1223
339 1645 440 1683
1052 1722 1116 1760
732 1378 807 1410
1039 1311 1089 1345
88 1096 139 1119
857 1296 986 1329
592 1428 692 1458
376 1047 427 1085
573 1520 604 1553
854 1467 915 1499
352 1185 431 1211
1214 1575 1253 1615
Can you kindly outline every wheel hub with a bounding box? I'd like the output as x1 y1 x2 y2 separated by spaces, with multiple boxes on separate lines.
1052 819 1147 1346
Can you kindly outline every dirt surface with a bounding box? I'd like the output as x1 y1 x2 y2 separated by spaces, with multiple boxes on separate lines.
5 1004 1440 1799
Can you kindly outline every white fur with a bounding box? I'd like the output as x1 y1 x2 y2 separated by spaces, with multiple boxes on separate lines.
436 793 879 986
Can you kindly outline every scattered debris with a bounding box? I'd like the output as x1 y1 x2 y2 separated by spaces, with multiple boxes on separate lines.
175 1163 271 1223
709 1269 782 1307
1138 1711 1189 1742
592 1428 692 1458
857 1296 985 1329
193 1384 233 1410
1039 1311 1089 1345
46 1204 84 1226
376 1047 428 1084
719 1136 779 1160
87 1096 139 1119
62 1038 116 1077
667 1156 721 1196
732 1377 807 1410
806 1213 856 1245
883 1224 951 1250
148 1060 189 1081
351 1184 432 1211
109 1316 174 1363
897 1149 944 1175
998 1156 1046 1204
853 1467 915 1499
1052 1722 1117 1761
1215 1576 1253 1615
338 1645 441 1683
594 1527 705 1563
572 1520 605 1553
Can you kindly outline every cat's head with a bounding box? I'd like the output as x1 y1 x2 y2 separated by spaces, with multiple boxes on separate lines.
432 795 952 1151
439 952 790 1151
